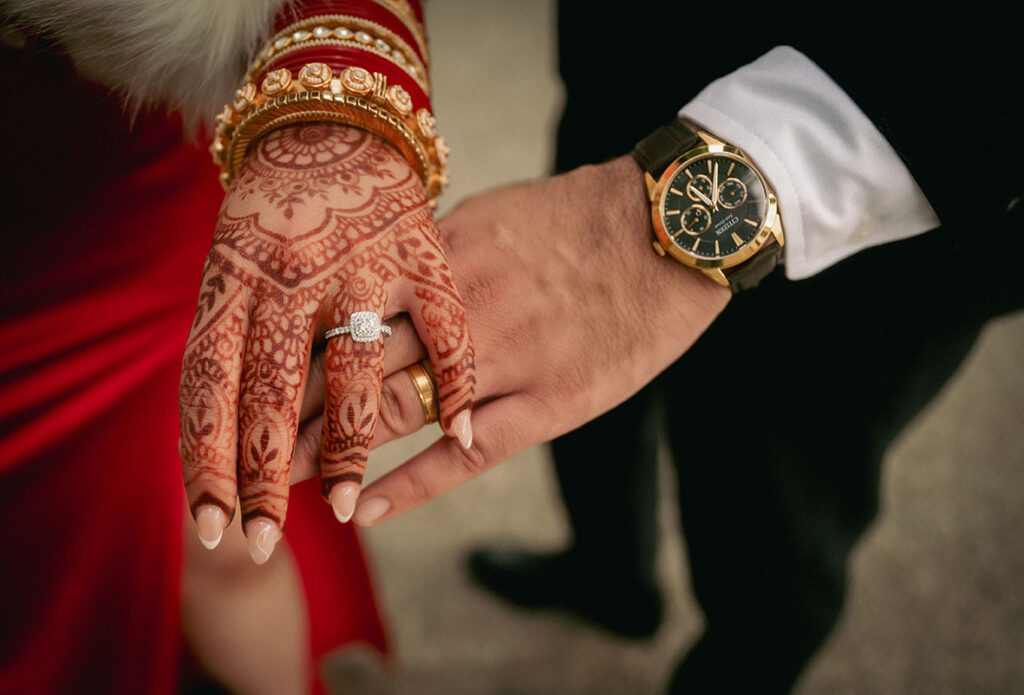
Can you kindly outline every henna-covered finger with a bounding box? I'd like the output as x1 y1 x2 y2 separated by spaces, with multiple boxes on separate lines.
300 313 424 424
291 353 434 485
179 259 251 549
407 283 476 449
320 297 389 523
236 304 314 564
393 213 476 447
320 339 384 522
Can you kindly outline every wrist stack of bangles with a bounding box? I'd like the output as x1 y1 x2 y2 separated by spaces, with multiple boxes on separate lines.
211 1 448 201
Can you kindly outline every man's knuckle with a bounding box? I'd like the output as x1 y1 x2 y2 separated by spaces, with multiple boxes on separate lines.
461 269 508 312
401 467 438 506
450 438 489 477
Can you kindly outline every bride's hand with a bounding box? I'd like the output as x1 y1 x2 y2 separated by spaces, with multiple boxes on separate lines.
178 123 475 563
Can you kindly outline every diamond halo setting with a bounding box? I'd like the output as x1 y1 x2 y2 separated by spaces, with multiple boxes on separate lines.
325 311 392 343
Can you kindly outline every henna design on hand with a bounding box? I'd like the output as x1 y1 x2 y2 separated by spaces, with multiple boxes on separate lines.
179 124 475 544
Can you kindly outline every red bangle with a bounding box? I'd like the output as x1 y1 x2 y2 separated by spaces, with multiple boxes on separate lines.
275 0 427 63
278 0 424 29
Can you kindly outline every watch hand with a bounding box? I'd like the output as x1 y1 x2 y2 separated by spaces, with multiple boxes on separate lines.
712 162 720 211
693 188 713 207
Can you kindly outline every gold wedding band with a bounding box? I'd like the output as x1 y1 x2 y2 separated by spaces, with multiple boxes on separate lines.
406 359 439 423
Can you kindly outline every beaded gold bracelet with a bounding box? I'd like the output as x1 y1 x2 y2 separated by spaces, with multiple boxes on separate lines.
212 63 447 200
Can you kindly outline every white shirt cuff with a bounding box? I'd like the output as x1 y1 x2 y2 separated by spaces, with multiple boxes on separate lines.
679 46 940 280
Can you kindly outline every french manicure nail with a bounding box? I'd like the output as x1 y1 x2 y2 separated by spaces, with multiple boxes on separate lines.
453 410 473 450
244 518 281 565
353 497 391 526
330 482 360 523
195 506 229 550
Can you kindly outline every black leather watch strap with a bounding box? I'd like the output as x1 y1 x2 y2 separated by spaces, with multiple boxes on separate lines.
724 239 782 293
631 119 701 177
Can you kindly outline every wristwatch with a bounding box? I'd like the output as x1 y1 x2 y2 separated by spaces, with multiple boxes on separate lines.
632 119 784 293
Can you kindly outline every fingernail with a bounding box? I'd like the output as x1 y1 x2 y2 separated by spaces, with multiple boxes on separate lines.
452 410 473 450
195 506 229 550
330 482 360 523
244 518 281 565
353 497 391 526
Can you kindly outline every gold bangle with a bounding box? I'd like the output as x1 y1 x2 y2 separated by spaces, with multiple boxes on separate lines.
213 64 447 200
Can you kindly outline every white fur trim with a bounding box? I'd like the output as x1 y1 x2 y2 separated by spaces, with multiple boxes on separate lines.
2 0 288 127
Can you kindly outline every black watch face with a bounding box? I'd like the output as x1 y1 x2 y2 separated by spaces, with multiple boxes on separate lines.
660 153 768 259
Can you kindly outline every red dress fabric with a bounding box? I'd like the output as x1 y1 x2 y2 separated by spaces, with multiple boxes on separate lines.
0 46 386 694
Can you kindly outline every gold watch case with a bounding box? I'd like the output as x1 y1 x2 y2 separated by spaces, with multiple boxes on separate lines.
644 130 784 287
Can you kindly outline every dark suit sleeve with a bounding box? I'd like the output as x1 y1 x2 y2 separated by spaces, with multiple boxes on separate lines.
783 5 1023 229
780 5 1024 320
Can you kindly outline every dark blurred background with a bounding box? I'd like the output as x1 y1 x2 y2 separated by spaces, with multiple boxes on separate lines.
326 2 1024 692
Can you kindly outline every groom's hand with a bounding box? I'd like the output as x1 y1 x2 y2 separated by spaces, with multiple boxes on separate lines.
291 155 730 525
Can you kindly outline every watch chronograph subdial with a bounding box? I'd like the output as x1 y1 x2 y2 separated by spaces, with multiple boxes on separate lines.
686 175 713 204
680 204 711 236
718 177 747 209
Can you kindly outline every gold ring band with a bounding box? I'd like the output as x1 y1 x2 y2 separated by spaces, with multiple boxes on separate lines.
406 360 439 423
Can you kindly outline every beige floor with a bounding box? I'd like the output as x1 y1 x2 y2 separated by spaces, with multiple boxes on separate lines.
326 2 1024 693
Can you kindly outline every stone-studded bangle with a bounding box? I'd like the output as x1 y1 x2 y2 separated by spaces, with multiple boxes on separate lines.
254 16 429 96
361 0 426 59
212 63 447 200
273 1 429 64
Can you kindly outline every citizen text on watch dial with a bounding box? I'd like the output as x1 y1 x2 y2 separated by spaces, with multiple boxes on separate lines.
661 154 768 259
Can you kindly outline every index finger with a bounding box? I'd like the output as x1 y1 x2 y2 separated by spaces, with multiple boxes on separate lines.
179 255 249 550
350 393 550 525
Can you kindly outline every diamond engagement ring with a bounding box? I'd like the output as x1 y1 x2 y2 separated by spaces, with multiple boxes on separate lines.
325 312 392 342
